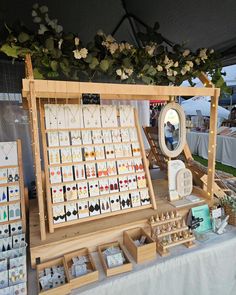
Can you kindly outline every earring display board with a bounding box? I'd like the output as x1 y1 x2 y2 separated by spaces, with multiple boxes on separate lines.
39 103 156 233
0 141 26 231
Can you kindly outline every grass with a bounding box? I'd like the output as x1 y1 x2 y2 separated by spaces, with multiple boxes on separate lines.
193 155 236 177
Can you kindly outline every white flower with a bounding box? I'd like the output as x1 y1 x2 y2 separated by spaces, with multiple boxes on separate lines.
106 35 115 43
45 13 50 24
183 49 190 57
73 49 81 59
109 42 118 54
173 61 179 67
121 72 128 80
97 29 104 36
210 49 214 54
55 25 63 33
157 65 163 72
38 24 48 35
32 3 39 9
184 64 191 72
74 37 80 46
33 16 41 23
199 48 208 61
186 60 193 68
195 58 201 65
125 42 132 50
119 43 125 52
173 70 178 76
164 55 170 64
80 48 88 58
39 5 48 13
58 39 63 49
124 68 133 76
32 10 37 17
116 69 122 76
165 60 174 69
166 69 173 76
145 45 155 56
181 68 187 75
48 19 58 29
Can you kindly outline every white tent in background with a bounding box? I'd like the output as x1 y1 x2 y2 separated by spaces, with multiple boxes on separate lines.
181 96 230 119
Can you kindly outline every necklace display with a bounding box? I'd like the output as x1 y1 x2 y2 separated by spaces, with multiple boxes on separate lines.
101 106 118 127
83 106 101 127
119 106 135 127
65 105 82 128
0 143 15 161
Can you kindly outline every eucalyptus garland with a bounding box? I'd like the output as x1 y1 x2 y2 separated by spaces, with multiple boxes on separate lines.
0 3 228 90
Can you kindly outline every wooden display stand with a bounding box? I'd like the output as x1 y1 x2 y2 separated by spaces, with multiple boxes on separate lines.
0 140 26 231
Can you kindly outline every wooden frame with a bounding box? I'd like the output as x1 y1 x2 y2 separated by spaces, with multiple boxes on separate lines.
0 139 26 231
158 102 186 158
22 54 220 240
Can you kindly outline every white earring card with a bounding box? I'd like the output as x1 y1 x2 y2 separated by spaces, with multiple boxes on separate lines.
41 104 156 231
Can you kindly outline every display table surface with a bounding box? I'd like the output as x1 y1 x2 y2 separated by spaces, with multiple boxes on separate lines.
187 131 236 168
28 226 236 295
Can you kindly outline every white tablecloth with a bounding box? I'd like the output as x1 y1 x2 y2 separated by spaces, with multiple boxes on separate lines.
187 131 236 168
69 227 236 295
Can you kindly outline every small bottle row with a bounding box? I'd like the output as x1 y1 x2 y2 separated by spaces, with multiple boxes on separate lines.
49 158 144 184
47 128 138 148
0 204 21 223
0 186 21 203
0 168 20 184
159 230 194 246
48 142 141 165
52 189 151 223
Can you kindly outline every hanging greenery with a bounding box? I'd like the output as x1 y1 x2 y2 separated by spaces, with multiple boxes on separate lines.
0 3 229 91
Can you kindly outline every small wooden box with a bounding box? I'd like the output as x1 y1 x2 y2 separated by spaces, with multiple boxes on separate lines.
36 257 70 295
98 241 132 277
123 227 156 263
64 247 99 289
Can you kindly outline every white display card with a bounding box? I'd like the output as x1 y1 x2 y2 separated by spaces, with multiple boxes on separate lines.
51 186 64 203
49 167 62 184
64 104 83 129
111 129 121 143
47 132 59 147
60 147 72 163
8 185 20 201
0 169 7 184
99 179 110 195
88 199 101 216
168 160 186 200
107 161 117 176
77 181 89 199
132 143 141 157
0 142 18 166
110 195 121 212
100 105 118 127
78 200 89 218
176 168 193 197
117 160 129 174
7 167 19 183
120 129 130 142
100 196 111 213
92 130 103 144
88 180 100 197
102 130 112 143
71 130 82 145
114 145 124 158
123 144 132 157
128 175 137 190
83 105 101 128
71 147 82 162
129 128 138 142
140 189 151 205
53 205 66 223
74 164 85 180
65 203 78 221
95 146 105 160
127 160 135 173
120 193 131 209
133 158 144 172
118 176 129 192
108 178 119 193
81 130 92 144
62 166 74 182
8 203 21 220
58 131 70 146
85 163 97 179
84 146 95 161
0 187 7 202
0 206 8 222
130 192 141 207
65 184 78 201
45 104 63 129
0 224 9 238
105 145 115 159
97 162 108 178
137 173 147 188
48 149 61 165
56 104 66 129
119 105 135 127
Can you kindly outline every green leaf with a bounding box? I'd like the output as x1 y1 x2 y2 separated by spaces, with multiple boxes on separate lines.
45 38 54 51
100 59 109 72
147 65 157 76
141 75 153 84
47 71 59 78
33 68 44 79
50 60 58 71
18 32 30 43
0 44 19 58
84 54 93 64
89 57 99 69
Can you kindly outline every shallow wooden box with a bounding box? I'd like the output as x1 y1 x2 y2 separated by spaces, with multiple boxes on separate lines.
64 247 99 289
98 241 132 277
123 227 156 263
36 257 70 295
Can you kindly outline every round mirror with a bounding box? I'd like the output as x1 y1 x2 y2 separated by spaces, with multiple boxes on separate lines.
164 109 180 151
158 102 186 158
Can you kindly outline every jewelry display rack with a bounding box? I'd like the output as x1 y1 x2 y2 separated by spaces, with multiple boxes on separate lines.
149 211 195 256
39 103 156 233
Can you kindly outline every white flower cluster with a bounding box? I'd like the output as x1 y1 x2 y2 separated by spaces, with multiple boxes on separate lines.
101 33 132 55
116 68 133 80
145 44 156 57
163 56 178 77
72 37 88 59
32 3 63 35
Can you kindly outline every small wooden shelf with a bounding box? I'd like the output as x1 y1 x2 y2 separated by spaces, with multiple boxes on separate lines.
0 218 22 225
0 199 21 207
149 216 182 227
157 236 196 256
157 226 188 238
0 181 19 187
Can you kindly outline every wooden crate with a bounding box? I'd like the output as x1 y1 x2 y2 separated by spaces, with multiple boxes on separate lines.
36 257 71 295
123 227 156 263
98 241 132 277
64 247 99 289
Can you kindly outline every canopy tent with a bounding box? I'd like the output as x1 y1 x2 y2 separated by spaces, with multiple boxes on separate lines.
181 96 230 119
1 0 236 66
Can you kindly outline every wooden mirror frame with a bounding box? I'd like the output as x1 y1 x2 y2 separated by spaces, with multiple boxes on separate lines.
158 102 186 158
